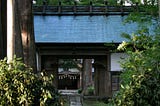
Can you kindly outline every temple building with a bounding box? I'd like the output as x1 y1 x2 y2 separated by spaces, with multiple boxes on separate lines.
34 15 136 97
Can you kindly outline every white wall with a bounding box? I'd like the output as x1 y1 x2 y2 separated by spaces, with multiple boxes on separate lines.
111 53 128 71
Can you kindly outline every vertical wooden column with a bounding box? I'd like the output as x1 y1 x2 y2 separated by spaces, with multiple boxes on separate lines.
36 52 41 72
43 56 58 88
89 1 93 14
82 59 93 94
52 58 58 88
58 1 62 14
94 55 111 97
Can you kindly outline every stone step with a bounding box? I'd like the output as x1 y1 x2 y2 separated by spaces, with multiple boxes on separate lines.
69 95 82 106
70 102 82 106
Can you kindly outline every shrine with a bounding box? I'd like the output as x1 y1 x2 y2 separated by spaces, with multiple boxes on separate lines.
34 15 134 97
0 1 137 97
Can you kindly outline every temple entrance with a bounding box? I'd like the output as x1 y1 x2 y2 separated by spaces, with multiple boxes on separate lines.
37 43 112 97
58 59 82 90
57 59 94 91
58 76 79 89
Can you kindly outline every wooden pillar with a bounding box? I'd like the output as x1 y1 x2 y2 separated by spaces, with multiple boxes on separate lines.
43 56 58 88
73 1 77 14
36 52 41 72
89 1 93 14
104 1 108 15
82 59 93 94
52 58 58 88
43 0 47 14
94 55 111 97
58 1 62 14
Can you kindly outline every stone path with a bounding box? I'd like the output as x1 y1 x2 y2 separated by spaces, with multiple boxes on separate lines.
59 90 83 106
69 94 82 106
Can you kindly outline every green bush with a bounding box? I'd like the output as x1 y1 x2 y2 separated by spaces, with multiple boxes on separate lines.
0 57 61 106
87 86 94 95
112 31 160 106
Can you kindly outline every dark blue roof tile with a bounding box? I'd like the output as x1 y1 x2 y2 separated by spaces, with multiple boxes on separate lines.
34 15 137 43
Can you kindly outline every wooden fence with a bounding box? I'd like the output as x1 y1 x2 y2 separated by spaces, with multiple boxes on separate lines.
33 5 140 15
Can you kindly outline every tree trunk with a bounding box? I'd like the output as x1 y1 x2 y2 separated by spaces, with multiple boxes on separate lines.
0 0 7 59
7 0 23 62
14 0 24 59
7 0 15 62
17 0 37 71
0 0 2 59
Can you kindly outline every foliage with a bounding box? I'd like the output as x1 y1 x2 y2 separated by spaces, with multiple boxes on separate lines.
109 0 160 105
87 86 94 95
0 57 61 106
111 11 160 106
34 0 159 6
34 0 128 6
59 59 80 71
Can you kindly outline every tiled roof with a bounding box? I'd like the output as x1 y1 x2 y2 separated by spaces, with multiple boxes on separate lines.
34 15 137 43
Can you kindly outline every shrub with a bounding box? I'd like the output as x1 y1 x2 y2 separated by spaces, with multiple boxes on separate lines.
112 32 160 106
0 57 61 106
87 86 94 95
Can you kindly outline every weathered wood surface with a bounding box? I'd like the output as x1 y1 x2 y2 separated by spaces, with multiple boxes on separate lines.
33 5 138 15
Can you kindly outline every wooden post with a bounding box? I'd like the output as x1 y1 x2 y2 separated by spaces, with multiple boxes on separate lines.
36 52 41 72
89 1 93 14
42 56 58 88
94 56 111 97
58 1 62 14
74 1 77 14
120 0 124 15
43 0 47 14
104 1 108 15
82 59 93 95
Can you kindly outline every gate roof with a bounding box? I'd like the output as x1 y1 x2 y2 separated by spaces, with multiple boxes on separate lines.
34 15 137 43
